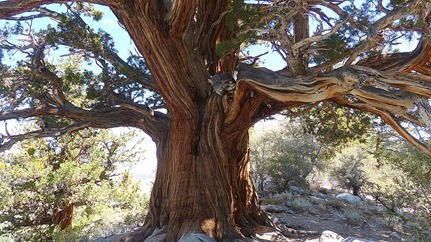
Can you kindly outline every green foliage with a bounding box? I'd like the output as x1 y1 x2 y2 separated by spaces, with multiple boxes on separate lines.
0 2 160 120
374 131 431 240
250 117 325 192
311 34 351 65
330 145 371 195
44 6 113 53
299 103 374 151
0 128 148 241
225 0 260 32
322 127 431 240
215 0 264 58
215 40 238 57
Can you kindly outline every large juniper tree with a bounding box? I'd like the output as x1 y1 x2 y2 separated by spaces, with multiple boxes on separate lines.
0 0 430 240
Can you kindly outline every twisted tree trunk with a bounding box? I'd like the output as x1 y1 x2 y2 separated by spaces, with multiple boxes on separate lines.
137 96 272 241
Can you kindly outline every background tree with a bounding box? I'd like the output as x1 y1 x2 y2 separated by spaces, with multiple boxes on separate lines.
249 127 272 192
0 128 148 241
0 0 430 240
250 118 324 192
330 145 370 196
371 127 431 239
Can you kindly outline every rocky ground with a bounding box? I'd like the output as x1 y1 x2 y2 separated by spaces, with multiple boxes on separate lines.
97 187 429 242
255 187 424 242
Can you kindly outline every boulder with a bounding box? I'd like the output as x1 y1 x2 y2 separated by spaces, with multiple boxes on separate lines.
336 193 362 204
312 192 328 199
143 227 167 242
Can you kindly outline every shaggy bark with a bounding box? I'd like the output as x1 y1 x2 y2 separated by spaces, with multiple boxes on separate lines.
136 97 272 241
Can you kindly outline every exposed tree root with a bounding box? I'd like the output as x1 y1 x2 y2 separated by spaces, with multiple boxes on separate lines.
96 225 291 242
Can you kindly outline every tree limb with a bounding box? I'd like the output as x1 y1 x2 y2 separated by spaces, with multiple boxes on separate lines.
36 5 158 92
0 104 170 146
291 16 349 53
0 0 122 18
0 121 90 152
345 0 421 65
168 0 198 36
233 64 431 154
333 96 431 156
356 38 431 75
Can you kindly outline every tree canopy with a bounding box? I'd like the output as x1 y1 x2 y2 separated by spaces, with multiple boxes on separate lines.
250 118 325 192
0 0 430 240
0 0 430 154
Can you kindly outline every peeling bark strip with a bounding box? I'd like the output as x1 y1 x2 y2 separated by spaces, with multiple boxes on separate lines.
0 0 431 241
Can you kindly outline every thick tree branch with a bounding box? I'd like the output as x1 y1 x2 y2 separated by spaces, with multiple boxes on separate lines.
0 0 122 18
34 60 69 107
0 6 61 21
114 3 211 118
236 65 431 107
0 105 169 146
0 121 90 152
334 96 431 156
168 0 197 36
233 64 431 154
357 38 431 75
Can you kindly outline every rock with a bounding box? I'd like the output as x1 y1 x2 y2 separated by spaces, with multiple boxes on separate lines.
290 185 306 195
311 192 328 199
261 205 294 213
320 230 344 241
310 195 326 202
319 230 378 242
143 233 166 242
271 216 289 224
94 227 152 242
179 233 216 242
336 193 362 204
343 237 377 242
256 231 286 241
388 232 402 241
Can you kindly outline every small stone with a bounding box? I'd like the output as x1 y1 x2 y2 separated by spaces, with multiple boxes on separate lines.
388 232 402 241
271 216 289 224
